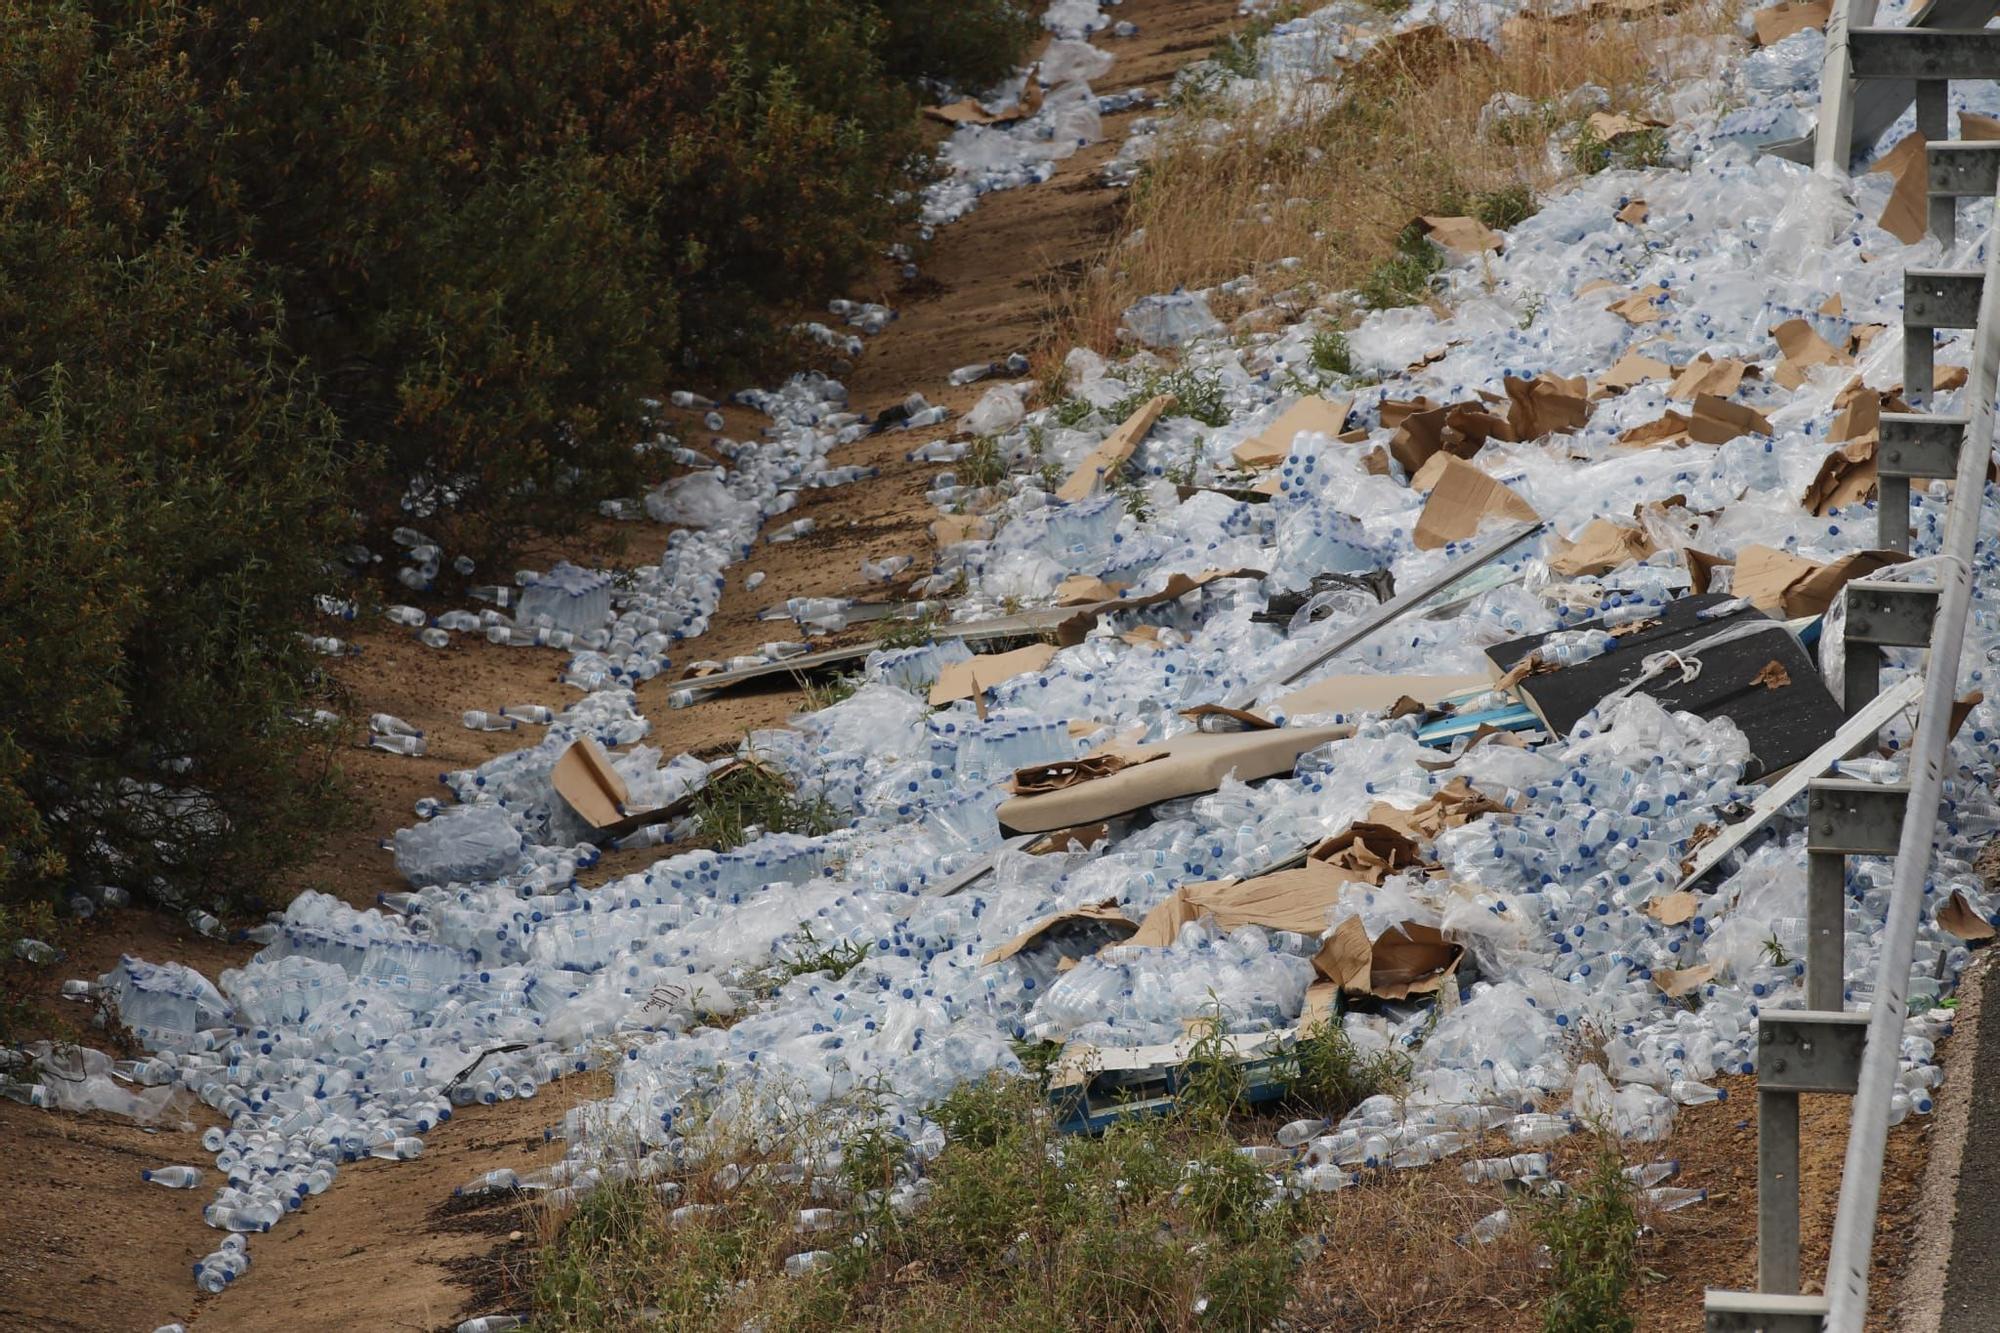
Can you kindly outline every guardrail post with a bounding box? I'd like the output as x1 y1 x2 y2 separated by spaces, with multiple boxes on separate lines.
1760 1086 1803 1293
1917 80 1953 245
1807 850 1846 1011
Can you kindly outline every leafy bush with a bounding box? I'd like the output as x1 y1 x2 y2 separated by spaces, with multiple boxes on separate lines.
0 5 349 931
1536 1138 1639 1333
0 0 1030 940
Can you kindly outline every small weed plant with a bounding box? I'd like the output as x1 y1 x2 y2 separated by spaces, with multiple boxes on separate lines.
1534 1136 1639 1333
687 760 839 851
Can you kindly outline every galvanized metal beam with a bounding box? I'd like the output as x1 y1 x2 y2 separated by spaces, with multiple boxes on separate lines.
1760 1011 1869 1095
1879 412 1968 478
1848 28 2000 80
1903 269 1984 329
1807 778 1911 854
1705 1290 1829 1332
1930 140 2000 199
1841 583 1940 647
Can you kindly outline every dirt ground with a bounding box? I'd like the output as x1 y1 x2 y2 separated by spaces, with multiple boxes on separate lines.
0 1 1947 1328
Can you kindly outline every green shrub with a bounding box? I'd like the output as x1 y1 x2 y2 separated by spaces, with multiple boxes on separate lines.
1361 227 1447 308
872 0 1036 90
1536 1137 1640 1333
0 5 349 932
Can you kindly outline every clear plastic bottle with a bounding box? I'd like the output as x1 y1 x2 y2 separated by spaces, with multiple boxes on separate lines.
143 1166 203 1189
369 734 427 757
369 714 422 738
1462 1152 1550 1184
462 711 518 732
1643 1186 1706 1212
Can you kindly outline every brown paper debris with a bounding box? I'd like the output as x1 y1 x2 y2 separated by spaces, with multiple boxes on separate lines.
924 80 1043 127
1411 455 1539 549
929 643 1058 711
1669 355 1753 402
1688 393 1772 445
1939 890 1996 942
1772 317 1853 390
1056 574 1126 606
1620 411 1692 447
1548 518 1658 577
1803 438 1877 514
1727 545 1909 618
982 897 1135 965
1232 395 1353 469
931 513 994 545
1504 372 1592 440
1606 285 1669 324
1644 891 1700 926
1317 917 1463 1000
1058 393 1174 501
1586 111 1668 142
1752 659 1792 690
1654 962 1718 997
1753 0 1830 45
1616 199 1649 225
1417 215 1504 254
1596 350 1673 396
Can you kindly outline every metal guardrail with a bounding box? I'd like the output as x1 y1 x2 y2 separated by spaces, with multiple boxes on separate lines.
1705 58 2000 1328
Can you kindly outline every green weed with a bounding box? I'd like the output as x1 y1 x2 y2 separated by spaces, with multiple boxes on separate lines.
1534 1137 1639 1333
959 435 1008 489
1289 1016 1413 1117
1360 228 1445 309
687 760 839 851
873 608 944 650
1310 329 1353 376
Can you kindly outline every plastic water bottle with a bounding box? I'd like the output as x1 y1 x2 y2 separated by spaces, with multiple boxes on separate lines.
1462 1152 1550 1184
384 605 428 627
462 711 518 732
1275 1118 1327 1149
370 734 427 757
1624 1161 1679 1188
143 1166 203 1189
456 1169 520 1197
784 1250 832 1276
795 1207 844 1234
500 705 553 724
13 939 59 965
1668 1079 1724 1105
456 1318 525 1333
370 714 422 738
1643 1186 1707 1212
1295 1164 1358 1192
1467 1207 1512 1243
1535 629 1616 669
185 909 223 939
419 628 451 649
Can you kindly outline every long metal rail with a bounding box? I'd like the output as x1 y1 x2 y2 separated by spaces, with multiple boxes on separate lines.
1704 111 2000 1331
1822 158 2000 1333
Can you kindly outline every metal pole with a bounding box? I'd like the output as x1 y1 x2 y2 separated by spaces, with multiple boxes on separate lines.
1759 1088 1802 1293
1815 2 1883 178
1806 851 1847 1012
1822 185 2000 1332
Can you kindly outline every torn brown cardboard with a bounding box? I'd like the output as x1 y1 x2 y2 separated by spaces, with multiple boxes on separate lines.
1620 411 1692 447
1122 862 1353 949
1753 0 1830 45
1274 672 1492 718
983 898 1137 965
923 80 1043 127
1412 455 1539 550
1606 285 1668 324
1056 574 1125 606
1939 890 1997 942
1181 703 1279 731
1587 110 1668 142
1058 393 1173 502
1874 131 1929 244
1366 778 1503 842
1616 199 1649 225
1548 518 1658 577
1688 393 1772 445
1417 215 1503 254
1309 821 1429 880
1728 545 1909 619
931 513 994 546
1504 372 1592 440
1643 891 1699 926
1008 749 1165 796
1803 438 1877 514
928 643 1059 711
1316 917 1463 1001
1654 962 1717 997
1025 823 1110 854
1595 350 1673 396
1231 395 1353 469
996 724 1353 834
552 738 721 840
1669 355 1753 402
1772 317 1852 390
1050 567 1265 647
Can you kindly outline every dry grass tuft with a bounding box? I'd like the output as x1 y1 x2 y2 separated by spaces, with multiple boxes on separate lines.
1045 1 1741 356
